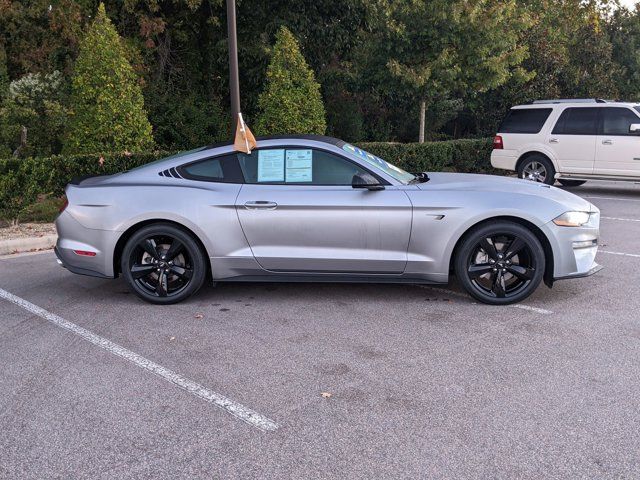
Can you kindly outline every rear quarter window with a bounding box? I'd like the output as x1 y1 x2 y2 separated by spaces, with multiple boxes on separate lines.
498 108 552 134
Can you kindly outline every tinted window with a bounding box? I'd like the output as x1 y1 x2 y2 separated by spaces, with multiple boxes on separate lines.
498 108 552 134
602 107 640 135
635 106 640 115
552 108 599 135
178 155 242 183
238 148 372 185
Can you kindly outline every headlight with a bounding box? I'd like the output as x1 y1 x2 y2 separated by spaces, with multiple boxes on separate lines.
552 211 591 227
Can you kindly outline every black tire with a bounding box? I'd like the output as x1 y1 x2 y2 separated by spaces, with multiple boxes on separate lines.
558 179 586 187
454 221 545 305
121 223 207 305
517 154 556 185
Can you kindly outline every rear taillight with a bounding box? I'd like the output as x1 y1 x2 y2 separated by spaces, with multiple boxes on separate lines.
73 250 97 257
493 135 504 150
59 196 68 213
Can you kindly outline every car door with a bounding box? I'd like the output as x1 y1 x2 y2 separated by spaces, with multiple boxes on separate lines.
548 107 599 174
234 147 413 274
595 107 640 177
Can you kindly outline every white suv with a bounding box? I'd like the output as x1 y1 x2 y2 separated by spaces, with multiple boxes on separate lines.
491 99 640 186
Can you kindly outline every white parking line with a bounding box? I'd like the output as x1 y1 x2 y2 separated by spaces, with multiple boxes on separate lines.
601 216 640 223
416 285 553 315
0 288 278 432
584 195 640 203
599 250 640 259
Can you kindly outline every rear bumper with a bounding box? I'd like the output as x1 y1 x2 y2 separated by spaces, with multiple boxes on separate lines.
54 246 112 279
490 150 518 171
55 211 118 278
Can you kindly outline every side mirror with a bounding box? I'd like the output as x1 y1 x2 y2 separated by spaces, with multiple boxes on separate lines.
352 172 384 191
630 124 640 135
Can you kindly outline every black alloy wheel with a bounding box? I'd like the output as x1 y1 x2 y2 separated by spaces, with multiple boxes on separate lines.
455 221 545 305
121 224 207 304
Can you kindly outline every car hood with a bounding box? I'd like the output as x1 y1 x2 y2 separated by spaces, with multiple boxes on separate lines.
416 172 596 212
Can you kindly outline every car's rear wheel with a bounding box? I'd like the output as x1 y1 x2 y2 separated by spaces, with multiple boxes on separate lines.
454 221 545 305
121 224 207 304
558 179 586 187
517 155 555 185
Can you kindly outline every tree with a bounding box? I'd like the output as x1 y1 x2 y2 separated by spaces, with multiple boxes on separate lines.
358 0 531 142
256 26 326 135
0 43 8 101
64 3 153 154
0 71 69 157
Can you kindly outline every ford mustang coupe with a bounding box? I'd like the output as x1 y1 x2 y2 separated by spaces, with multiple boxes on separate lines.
55 135 601 305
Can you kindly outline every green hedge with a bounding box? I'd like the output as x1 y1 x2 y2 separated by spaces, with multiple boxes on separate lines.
0 139 494 221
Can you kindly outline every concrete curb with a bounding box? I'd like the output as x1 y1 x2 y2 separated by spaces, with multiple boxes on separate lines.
0 235 58 256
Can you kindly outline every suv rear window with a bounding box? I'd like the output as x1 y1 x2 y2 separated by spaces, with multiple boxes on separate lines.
552 107 599 135
498 108 552 134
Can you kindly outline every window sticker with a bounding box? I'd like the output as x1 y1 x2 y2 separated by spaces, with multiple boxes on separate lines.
258 149 285 182
285 149 313 182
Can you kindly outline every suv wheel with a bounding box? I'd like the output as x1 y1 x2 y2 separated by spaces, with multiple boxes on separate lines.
454 221 545 305
517 155 556 185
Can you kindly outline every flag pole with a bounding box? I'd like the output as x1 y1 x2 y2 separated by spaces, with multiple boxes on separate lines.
226 0 241 136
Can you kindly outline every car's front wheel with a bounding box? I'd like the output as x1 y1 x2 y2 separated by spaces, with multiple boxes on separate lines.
454 221 545 305
121 223 207 304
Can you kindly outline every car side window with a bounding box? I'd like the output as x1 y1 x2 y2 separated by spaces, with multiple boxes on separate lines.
601 107 640 136
498 108 552 134
552 108 599 135
237 148 372 185
178 155 243 183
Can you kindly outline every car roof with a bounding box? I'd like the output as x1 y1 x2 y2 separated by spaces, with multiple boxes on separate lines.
512 101 639 109
203 134 346 150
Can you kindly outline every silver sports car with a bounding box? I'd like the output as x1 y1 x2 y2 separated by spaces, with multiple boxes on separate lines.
55 135 601 305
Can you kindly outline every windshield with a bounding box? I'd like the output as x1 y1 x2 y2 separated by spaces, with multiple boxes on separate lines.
635 106 640 115
342 144 415 184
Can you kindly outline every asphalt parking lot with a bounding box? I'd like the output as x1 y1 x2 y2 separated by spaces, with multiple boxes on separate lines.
1 180 640 479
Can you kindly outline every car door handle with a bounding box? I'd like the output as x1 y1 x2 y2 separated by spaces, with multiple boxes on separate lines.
244 201 278 210
602 139 613 145
549 138 559 144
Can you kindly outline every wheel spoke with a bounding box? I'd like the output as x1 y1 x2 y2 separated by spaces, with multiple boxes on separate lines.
492 271 506 298
506 265 534 281
468 263 494 279
480 238 498 260
139 238 160 260
156 269 168 297
164 239 184 262
504 237 526 260
131 263 156 279
169 265 192 281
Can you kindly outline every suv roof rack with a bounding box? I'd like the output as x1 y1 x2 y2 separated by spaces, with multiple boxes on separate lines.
531 98 609 104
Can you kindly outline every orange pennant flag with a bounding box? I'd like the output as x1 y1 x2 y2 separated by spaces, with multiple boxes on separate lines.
234 113 258 154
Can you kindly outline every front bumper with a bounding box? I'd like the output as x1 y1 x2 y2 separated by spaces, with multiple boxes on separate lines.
541 212 603 281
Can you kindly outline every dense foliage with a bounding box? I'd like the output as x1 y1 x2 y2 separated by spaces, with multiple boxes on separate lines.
63 3 153 154
0 0 638 153
256 26 326 135
0 139 492 220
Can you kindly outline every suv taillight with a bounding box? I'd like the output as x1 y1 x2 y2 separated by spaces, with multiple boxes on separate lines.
59 196 68 213
493 135 503 150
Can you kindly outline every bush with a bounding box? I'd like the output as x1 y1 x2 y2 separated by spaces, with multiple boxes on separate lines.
64 3 154 154
256 27 326 136
361 138 495 174
0 139 494 221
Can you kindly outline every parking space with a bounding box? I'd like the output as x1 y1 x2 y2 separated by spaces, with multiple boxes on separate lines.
2 180 640 479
